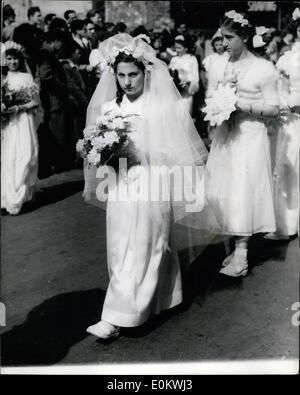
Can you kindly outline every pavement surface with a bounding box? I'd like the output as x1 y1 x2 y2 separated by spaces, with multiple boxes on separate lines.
1 169 299 372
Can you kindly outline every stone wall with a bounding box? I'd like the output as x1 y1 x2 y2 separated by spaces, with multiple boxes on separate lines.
105 1 171 31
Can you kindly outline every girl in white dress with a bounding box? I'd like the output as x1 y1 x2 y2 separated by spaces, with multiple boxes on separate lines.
202 29 227 94
169 35 199 114
1 45 41 215
206 11 279 277
83 34 210 339
266 10 300 239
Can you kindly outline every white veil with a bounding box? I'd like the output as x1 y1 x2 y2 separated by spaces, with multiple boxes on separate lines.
83 34 221 254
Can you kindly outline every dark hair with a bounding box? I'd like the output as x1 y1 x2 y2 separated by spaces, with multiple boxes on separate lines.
87 9 101 19
49 17 69 33
211 36 223 52
28 6 41 19
45 13 56 25
220 12 254 49
64 10 76 21
132 25 149 37
116 22 127 33
69 19 85 34
174 34 194 53
105 22 115 30
4 48 27 72
3 5 16 21
113 52 145 106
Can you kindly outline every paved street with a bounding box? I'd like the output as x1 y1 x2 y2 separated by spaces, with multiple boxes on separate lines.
1 169 299 372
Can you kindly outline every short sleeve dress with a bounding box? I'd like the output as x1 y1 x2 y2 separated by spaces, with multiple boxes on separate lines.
205 51 279 236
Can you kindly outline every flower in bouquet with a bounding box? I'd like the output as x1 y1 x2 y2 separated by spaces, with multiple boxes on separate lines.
1 81 39 109
76 112 140 169
202 84 238 126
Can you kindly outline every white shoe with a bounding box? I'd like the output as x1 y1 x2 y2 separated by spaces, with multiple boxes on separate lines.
264 233 289 241
222 251 234 267
86 321 120 339
219 248 248 277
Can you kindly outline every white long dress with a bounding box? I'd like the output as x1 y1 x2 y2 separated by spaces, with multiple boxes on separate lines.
206 51 279 236
1 72 40 215
100 95 183 327
169 53 199 114
273 42 300 236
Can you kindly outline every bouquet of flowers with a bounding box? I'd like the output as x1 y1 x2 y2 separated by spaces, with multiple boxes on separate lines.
1 81 38 108
202 83 238 126
76 110 140 170
1 81 39 121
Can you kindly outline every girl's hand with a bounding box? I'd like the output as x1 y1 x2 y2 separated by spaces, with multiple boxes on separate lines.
6 105 19 114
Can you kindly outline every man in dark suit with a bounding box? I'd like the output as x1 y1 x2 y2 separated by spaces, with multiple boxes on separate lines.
70 19 94 98
36 31 72 175
60 43 89 167
13 6 44 76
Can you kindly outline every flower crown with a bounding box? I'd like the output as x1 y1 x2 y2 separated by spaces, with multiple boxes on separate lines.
107 41 154 71
225 10 249 27
292 7 300 21
4 41 24 52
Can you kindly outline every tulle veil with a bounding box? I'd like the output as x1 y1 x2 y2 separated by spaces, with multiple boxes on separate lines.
83 33 221 257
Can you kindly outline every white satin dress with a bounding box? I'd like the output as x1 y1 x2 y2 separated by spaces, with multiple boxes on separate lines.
100 94 183 327
273 42 300 236
1 72 40 215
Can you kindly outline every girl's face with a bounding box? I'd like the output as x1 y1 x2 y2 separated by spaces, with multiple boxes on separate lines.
214 39 224 54
221 26 246 57
6 54 20 71
175 42 187 56
116 61 144 101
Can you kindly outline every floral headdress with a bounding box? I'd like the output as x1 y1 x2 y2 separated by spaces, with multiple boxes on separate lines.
225 10 249 27
292 7 300 21
175 35 185 41
4 41 24 52
100 33 156 72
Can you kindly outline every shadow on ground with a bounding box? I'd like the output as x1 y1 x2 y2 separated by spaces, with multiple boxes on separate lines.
179 234 290 308
20 180 84 214
1 236 290 366
1 289 105 366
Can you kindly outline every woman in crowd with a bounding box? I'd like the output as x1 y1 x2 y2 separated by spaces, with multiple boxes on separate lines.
202 28 226 92
168 34 199 114
205 11 279 277
1 43 42 215
266 8 300 240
